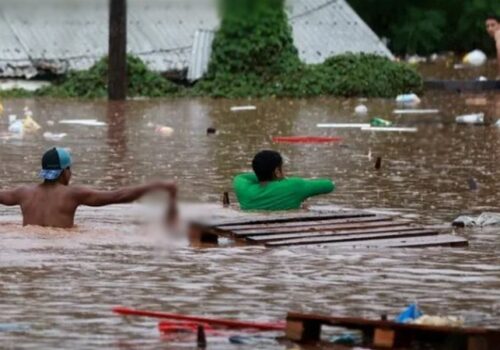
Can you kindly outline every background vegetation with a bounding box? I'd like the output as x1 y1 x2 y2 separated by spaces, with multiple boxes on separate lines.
348 0 500 55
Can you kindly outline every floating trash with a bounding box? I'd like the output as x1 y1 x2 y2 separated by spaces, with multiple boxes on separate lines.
155 125 174 137
354 104 368 115
456 113 484 125
463 50 487 67
59 119 107 126
43 132 67 141
393 109 439 115
230 106 256 112
0 102 3 115
370 117 393 127
396 93 421 105
362 126 418 133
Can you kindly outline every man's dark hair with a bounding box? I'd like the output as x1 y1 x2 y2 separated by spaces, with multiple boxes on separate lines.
252 150 283 182
486 14 500 22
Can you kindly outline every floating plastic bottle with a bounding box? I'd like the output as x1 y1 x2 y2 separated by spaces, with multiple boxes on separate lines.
455 113 484 125
396 93 421 105
370 117 393 127
463 50 487 67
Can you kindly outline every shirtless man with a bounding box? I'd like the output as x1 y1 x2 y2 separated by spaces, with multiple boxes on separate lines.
0 147 177 228
486 14 500 78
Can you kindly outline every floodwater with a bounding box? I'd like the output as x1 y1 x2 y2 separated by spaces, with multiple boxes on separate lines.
1 90 500 349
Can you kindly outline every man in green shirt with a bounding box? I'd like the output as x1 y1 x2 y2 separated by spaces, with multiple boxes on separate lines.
233 150 335 211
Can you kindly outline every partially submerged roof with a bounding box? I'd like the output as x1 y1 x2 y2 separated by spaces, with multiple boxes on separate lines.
0 0 391 79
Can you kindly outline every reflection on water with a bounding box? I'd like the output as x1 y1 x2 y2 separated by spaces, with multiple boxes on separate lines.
1 93 500 349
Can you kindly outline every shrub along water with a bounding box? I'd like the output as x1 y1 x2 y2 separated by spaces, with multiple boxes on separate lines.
37 56 179 98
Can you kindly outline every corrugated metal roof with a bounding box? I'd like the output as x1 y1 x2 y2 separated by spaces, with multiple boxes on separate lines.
0 0 391 79
288 0 394 62
188 29 215 82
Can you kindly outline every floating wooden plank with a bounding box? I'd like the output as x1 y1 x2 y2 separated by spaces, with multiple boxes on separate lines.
218 215 389 232
230 220 410 237
286 312 500 349
197 211 375 228
247 225 422 243
264 230 438 247
268 234 467 249
190 210 468 249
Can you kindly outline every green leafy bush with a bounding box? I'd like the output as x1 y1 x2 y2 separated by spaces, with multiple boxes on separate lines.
38 56 179 98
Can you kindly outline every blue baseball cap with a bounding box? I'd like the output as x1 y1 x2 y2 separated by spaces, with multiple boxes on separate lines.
39 147 73 181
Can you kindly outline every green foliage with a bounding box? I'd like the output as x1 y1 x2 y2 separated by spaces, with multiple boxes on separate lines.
0 88 35 98
195 0 422 98
38 56 179 98
390 7 446 55
348 0 500 55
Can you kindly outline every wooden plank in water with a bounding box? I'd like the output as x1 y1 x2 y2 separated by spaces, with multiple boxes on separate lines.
217 215 389 232
198 211 375 228
286 312 500 348
247 225 421 243
231 220 412 237
264 230 438 247
267 234 467 248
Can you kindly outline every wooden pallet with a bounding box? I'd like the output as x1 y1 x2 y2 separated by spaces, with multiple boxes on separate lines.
189 211 468 248
286 312 500 350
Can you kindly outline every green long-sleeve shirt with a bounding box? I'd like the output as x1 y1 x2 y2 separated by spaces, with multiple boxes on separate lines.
233 173 335 211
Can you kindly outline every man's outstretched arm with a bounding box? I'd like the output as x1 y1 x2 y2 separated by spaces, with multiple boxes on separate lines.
0 188 24 206
72 181 176 207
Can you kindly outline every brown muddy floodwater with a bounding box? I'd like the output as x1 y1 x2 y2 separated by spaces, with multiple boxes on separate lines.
1 92 500 349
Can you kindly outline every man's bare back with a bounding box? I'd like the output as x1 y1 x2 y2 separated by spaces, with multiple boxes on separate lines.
0 148 177 228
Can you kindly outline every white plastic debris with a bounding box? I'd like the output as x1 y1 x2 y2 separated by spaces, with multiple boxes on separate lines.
455 113 484 125
393 109 439 115
59 119 107 126
495 120 500 127
361 126 418 133
317 123 371 129
396 93 421 105
413 315 464 327
46 120 55 126
463 50 487 67
453 212 500 227
155 125 174 137
477 76 488 81
230 106 257 112
8 120 24 134
354 104 368 115
43 132 67 141
8 115 17 125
